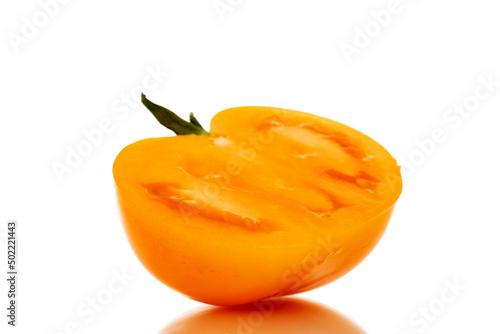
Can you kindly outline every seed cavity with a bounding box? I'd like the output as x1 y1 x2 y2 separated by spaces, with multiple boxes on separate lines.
257 120 284 132
143 182 272 232
299 123 366 159
325 169 379 193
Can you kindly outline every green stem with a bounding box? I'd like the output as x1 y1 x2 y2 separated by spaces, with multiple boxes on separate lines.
141 93 209 135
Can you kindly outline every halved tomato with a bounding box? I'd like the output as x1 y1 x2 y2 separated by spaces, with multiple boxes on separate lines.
113 94 402 305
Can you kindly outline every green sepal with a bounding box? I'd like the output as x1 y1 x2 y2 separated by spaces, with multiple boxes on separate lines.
141 93 208 135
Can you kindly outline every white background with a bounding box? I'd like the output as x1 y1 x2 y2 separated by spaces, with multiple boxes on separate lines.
1 0 500 333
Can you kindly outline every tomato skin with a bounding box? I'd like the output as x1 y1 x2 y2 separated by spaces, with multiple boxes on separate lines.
113 105 402 306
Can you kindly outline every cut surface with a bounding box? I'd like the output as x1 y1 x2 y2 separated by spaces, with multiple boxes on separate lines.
119 106 401 234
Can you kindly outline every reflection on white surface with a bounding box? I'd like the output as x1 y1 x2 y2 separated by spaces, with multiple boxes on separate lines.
159 297 366 334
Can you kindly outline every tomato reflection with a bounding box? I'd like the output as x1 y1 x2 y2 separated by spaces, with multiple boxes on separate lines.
159 298 366 334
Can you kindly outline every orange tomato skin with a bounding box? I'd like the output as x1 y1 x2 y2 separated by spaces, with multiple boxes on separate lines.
113 106 402 306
